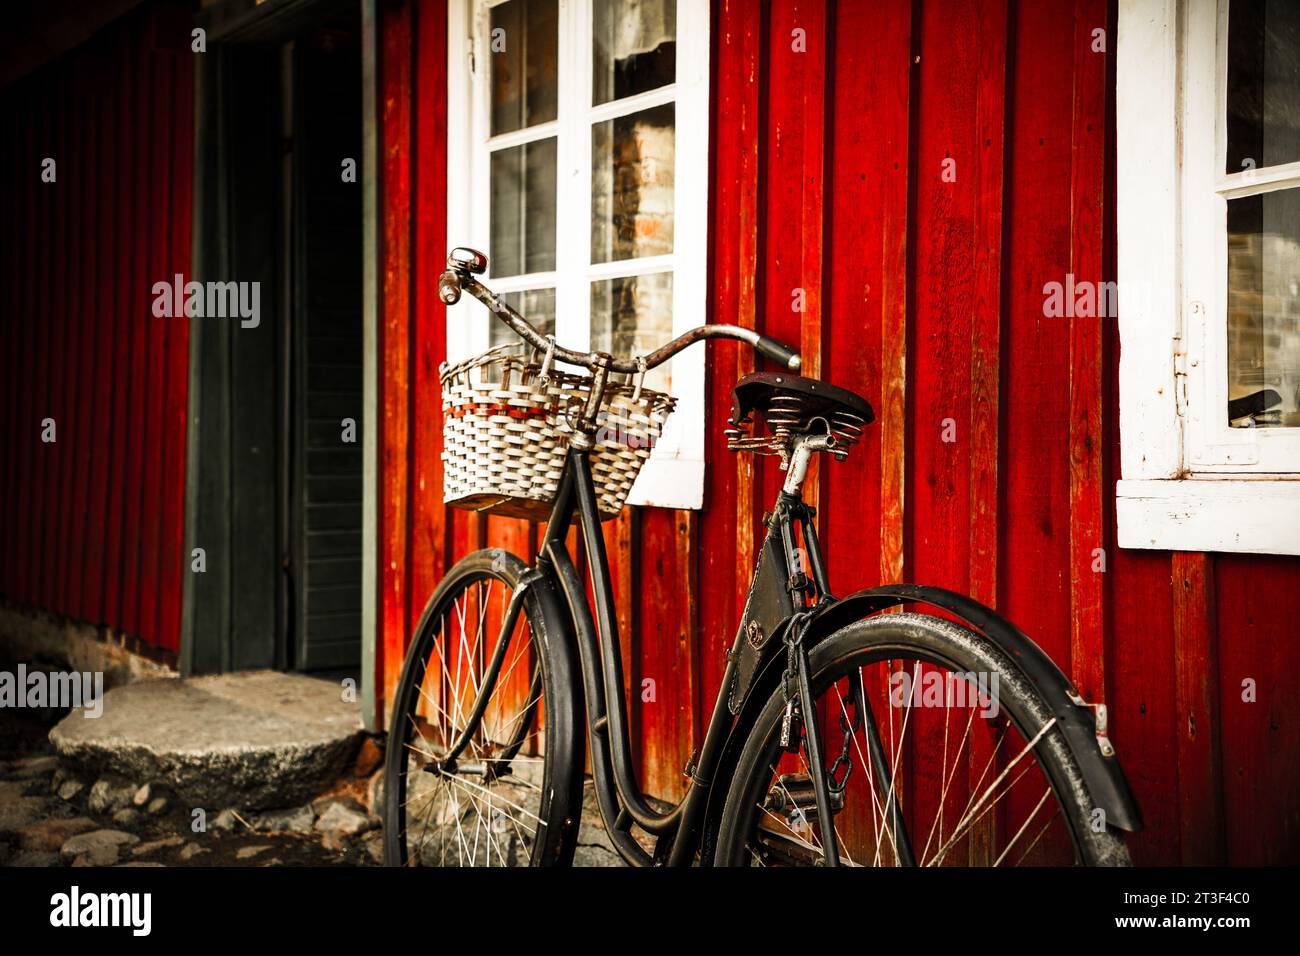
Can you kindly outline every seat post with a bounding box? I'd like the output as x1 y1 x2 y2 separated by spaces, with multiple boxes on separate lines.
781 432 840 496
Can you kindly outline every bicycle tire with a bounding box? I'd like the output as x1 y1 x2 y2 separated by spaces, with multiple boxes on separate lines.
715 612 1131 866
383 549 583 866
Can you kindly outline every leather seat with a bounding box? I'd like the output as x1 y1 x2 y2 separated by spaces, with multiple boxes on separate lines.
731 372 873 427
727 372 874 456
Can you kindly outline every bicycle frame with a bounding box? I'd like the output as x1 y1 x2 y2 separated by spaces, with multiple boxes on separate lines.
516 443 823 867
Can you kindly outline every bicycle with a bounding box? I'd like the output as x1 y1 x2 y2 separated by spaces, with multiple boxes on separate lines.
383 246 1142 867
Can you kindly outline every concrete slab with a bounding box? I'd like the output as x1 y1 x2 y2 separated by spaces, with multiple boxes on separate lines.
49 671 364 811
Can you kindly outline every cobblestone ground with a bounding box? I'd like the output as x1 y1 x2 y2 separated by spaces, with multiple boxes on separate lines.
0 657 627 868
0 710 383 867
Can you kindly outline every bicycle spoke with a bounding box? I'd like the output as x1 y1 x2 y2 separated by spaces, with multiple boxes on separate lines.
392 566 553 868
918 702 978 865
929 717 1057 866
993 787 1054 867
834 677 900 866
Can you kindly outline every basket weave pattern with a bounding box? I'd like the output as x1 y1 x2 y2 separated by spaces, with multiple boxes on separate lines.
441 347 676 521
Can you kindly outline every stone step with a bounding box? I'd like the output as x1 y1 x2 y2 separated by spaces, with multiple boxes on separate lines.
49 671 364 811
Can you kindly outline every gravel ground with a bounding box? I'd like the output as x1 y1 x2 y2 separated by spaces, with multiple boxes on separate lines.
0 654 382 868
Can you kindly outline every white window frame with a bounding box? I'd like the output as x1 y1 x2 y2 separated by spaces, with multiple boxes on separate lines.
1116 0 1300 555
446 0 711 510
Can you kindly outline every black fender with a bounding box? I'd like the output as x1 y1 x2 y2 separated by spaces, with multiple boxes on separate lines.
704 584 1143 843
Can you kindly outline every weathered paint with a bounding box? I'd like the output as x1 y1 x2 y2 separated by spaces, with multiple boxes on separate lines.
2 0 1296 866
0 6 193 658
373 0 1300 864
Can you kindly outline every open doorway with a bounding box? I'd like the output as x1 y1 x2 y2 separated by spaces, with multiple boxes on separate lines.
183 0 363 679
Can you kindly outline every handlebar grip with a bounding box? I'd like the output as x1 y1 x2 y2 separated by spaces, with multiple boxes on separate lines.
755 334 802 372
438 270 463 305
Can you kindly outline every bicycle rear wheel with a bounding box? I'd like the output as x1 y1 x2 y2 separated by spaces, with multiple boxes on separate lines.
383 549 582 866
715 613 1130 866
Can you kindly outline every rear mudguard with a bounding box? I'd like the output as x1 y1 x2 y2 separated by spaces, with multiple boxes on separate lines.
702 584 1142 851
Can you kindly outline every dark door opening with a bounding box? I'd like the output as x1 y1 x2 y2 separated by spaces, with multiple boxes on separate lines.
183 0 363 678
284 32 363 671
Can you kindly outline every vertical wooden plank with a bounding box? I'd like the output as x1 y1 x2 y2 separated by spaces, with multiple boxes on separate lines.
736 0 766 637
0 92 11 589
103 27 135 630
134 49 169 646
380 0 415 722
823 0 911 596
761 0 824 515
1214 554 1300 865
1171 551 1226 864
3 92 34 599
120 27 155 638
21 81 48 606
677 510 701 758
1067 0 1109 707
635 507 693 798
30 70 63 607
0 91 17 590
67 46 99 620
1001 0 1074 674
701 0 764 704
906 0 1012 867
602 510 638 744
968 0 1009 615
409 0 450 635
911 0 981 601
971 0 1011 867
56 52 87 617
158 49 195 652
1107 552 1179 863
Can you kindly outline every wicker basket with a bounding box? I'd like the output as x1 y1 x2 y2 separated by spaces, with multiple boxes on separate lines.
440 346 676 521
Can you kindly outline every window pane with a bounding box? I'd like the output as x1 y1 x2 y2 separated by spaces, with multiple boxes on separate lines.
490 288 556 353
491 0 558 136
592 0 676 105
591 272 673 393
1226 0 1300 173
591 103 675 264
1226 188 1300 427
490 138 557 277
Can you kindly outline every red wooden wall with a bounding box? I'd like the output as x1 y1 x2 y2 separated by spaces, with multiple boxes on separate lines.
388 0 1298 865
0 4 194 658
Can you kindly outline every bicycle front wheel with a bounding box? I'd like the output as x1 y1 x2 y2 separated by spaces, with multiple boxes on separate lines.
715 612 1130 866
383 549 582 866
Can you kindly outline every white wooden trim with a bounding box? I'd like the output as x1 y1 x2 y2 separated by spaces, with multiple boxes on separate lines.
1116 0 1300 553
1117 479 1300 555
1117 0 1182 480
1217 159 1300 199
446 0 709 510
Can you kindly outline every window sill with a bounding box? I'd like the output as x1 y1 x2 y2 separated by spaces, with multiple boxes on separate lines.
1116 479 1300 556
626 456 704 511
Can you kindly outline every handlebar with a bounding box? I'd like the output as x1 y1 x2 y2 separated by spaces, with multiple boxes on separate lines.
438 247 802 374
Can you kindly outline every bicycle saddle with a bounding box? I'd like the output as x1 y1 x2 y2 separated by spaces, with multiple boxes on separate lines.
725 372 874 460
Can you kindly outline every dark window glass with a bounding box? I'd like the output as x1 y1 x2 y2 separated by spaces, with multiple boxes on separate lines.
491 0 558 135
592 0 675 105
490 138 557 277
1226 188 1300 427
1226 0 1300 173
